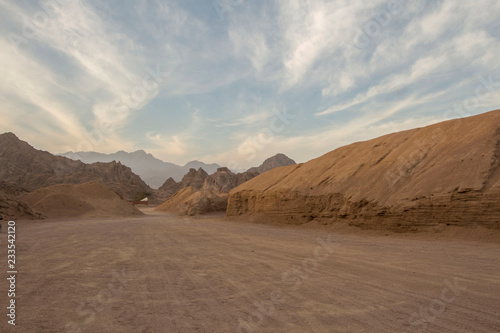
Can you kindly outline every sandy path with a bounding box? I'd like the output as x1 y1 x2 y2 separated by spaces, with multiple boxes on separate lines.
1 213 499 332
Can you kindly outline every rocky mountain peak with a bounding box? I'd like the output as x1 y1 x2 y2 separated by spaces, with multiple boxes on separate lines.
247 153 296 174
179 167 208 190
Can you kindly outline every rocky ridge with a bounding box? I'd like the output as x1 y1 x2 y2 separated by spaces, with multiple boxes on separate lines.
0 133 151 200
60 150 221 188
155 154 296 215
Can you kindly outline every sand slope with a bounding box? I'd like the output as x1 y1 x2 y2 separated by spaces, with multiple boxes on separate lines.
228 110 500 230
20 182 143 219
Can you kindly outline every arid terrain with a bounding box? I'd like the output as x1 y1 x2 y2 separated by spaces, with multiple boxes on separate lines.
2 1 499 331
1 113 499 332
1 208 499 333
228 110 500 230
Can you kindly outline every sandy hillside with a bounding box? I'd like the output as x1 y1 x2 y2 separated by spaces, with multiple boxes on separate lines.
20 181 143 219
228 109 500 230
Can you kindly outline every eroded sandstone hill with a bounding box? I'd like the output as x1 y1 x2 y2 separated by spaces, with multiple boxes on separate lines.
0 133 151 200
227 110 500 231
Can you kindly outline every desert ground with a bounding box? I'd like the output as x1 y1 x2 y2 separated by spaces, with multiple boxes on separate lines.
1 208 500 333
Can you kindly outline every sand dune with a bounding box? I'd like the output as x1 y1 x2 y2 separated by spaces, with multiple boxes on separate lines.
20 182 143 219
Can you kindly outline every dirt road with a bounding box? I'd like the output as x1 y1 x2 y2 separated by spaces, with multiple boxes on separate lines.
1 211 499 332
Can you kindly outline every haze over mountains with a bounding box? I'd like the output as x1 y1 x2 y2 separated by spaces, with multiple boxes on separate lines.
60 150 221 188
0 131 297 219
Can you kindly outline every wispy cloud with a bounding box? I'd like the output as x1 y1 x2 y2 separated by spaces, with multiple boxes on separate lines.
0 0 498 167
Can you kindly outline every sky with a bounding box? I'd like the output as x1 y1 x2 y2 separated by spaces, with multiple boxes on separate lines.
0 0 499 169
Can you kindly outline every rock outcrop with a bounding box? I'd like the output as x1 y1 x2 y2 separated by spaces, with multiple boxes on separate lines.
179 168 208 190
227 110 500 231
202 167 259 194
0 133 151 200
155 154 296 215
0 181 42 220
159 177 180 192
155 177 181 201
154 187 227 216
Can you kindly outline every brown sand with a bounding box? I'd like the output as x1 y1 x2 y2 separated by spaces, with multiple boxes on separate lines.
20 182 143 219
1 211 499 332
228 109 500 230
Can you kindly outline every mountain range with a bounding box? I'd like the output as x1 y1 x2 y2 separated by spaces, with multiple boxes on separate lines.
0 131 297 218
60 150 221 188
0 133 151 201
155 154 297 214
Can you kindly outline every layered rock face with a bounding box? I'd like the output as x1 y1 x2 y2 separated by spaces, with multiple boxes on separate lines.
0 133 151 200
227 110 500 231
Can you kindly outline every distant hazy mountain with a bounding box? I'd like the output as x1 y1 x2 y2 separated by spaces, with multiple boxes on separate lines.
184 160 221 172
60 150 221 189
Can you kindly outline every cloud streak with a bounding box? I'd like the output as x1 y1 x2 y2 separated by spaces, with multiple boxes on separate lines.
0 0 498 167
